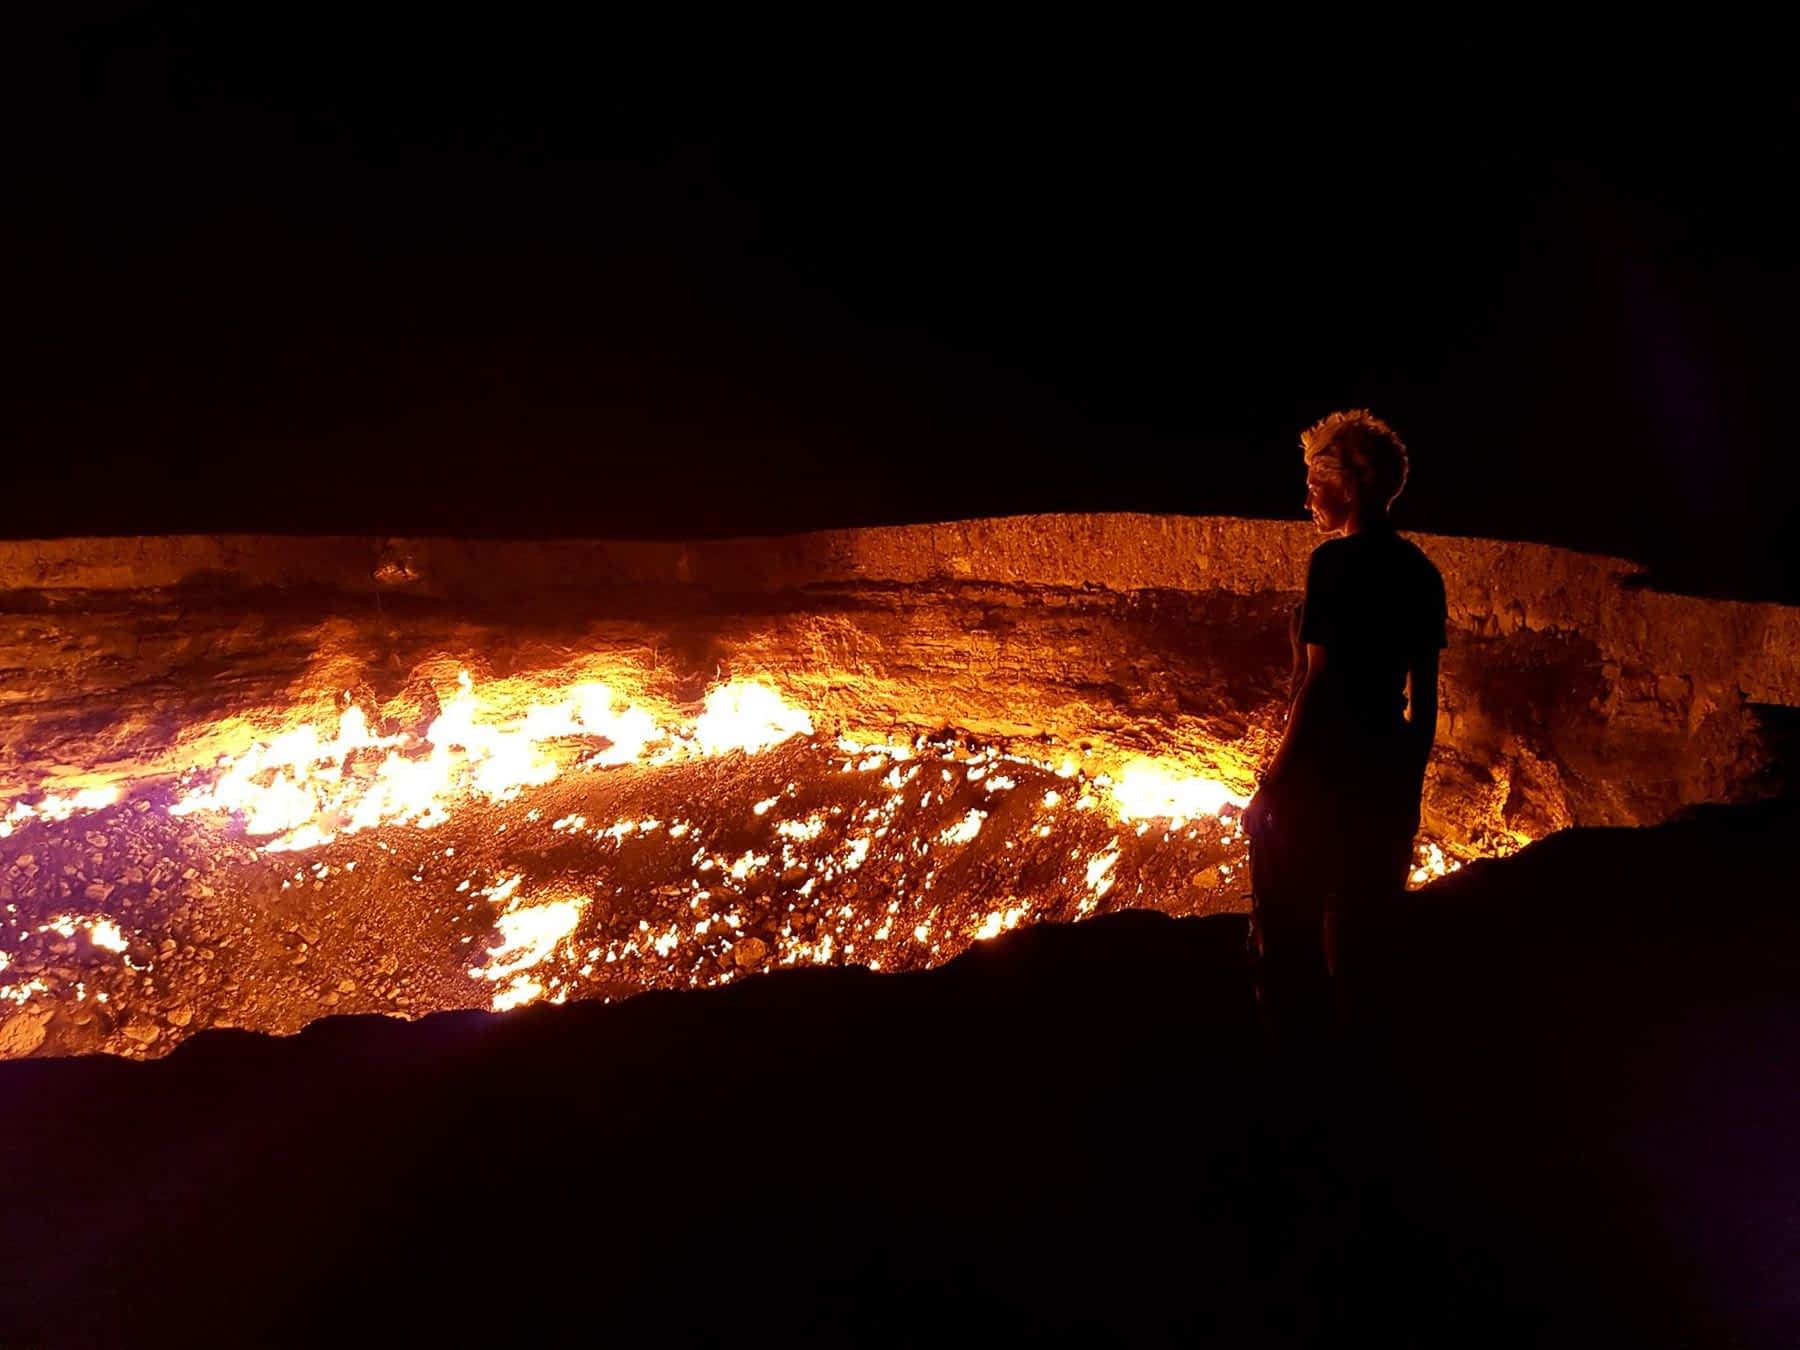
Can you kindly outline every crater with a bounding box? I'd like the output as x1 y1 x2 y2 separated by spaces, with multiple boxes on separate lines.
2 514 1794 1059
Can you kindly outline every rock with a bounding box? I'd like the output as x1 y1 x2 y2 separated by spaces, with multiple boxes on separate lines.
374 673 442 738
122 1019 160 1045
0 1011 49 1058
336 979 357 994
83 881 115 903
85 832 108 849
166 1006 193 1027
731 937 769 970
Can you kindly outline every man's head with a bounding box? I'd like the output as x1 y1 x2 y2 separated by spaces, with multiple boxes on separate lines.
1300 409 1409 534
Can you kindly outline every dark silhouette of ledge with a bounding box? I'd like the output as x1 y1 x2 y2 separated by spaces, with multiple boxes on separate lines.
2 800 1795 1347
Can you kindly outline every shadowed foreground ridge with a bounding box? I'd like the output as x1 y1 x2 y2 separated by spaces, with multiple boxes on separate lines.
2 797 1795 1347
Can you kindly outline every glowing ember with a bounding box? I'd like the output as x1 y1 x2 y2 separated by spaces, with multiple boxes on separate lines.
939 810 987 845
88 918 128 953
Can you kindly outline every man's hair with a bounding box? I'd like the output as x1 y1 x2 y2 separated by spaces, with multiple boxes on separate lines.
1300 409 1409 509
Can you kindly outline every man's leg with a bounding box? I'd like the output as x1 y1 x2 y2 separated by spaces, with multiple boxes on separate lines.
1329 825 1414 1031
1250 834 1333 1044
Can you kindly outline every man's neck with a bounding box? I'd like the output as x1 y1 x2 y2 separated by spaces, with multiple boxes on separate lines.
1342 511 1391 537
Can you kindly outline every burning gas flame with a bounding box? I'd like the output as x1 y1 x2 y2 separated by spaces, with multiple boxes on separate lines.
470 885 587 1013
692 681 814 755
1 787 121 838
170 674 813 853
1107 759 1249 825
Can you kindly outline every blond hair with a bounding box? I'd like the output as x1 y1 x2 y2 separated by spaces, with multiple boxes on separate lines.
1301 409 1409 510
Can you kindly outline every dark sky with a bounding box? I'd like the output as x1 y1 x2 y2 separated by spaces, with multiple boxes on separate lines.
12 10 1798 599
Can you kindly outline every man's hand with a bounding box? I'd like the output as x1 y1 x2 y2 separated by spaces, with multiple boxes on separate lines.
1244 768 1281 840
1244 789 1271 839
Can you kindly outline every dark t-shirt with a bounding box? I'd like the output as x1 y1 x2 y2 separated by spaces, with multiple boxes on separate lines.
1296 526 1447 735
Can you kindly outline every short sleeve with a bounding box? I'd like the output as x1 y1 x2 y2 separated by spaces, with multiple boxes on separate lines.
1297 547 1342 649
1420 563 1448 651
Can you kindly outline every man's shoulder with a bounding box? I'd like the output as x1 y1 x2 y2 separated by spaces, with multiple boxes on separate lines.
1304 538 1355 593
1390 531 1445 581
1391 534 1448 621
1308 535 1356 566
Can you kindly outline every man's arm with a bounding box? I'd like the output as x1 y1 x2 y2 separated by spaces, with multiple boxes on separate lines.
1261 642 1330 793
1405 647 1439 776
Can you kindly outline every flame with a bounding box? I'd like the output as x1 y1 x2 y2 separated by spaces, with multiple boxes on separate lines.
973 903 1029 940
170 675 812 853
1409 840 1462 888
1108 759 1248 826
1 786 121 838
939 810 987 845
469 886 587 1012
1079 847 1121 916
694 681 814 755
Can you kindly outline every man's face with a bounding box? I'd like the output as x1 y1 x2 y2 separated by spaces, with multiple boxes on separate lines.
1305 462 1353 535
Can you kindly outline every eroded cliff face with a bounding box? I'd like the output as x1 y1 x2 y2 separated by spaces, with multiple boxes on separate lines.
3 515 1794 846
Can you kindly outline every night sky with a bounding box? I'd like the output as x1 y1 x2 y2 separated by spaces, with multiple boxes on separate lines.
12 12 1797 599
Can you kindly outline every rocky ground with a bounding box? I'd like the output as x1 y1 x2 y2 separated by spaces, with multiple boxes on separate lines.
0 795 1793 1347
2 727 1270 1060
